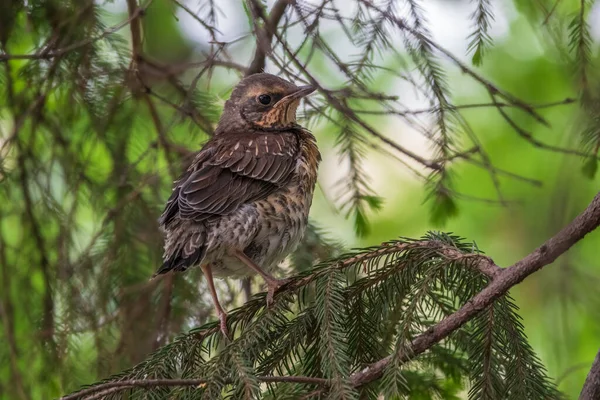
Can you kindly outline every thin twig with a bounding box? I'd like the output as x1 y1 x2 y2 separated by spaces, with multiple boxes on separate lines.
361 0 550 127
171 0 222 41
494 96 600 160
355 97 576 117
61 376 329 400
262 20 442 169
0 1 153 62
246 0 292 76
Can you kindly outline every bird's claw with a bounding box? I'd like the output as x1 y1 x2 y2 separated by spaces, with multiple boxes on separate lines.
266 287 276 306
218 312 230 341
266 278 291 307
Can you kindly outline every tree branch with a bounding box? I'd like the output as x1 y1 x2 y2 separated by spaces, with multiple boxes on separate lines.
355 97 576 117
62 186 600 397
246 0 292 76
139 239 498 342
171 0 221 42
349 191 600 387
361 0 549 127
0 1 152 62
125 0 144 58
60 376 329 400
260 23 442 169
494 97 600 160
580 348 600 400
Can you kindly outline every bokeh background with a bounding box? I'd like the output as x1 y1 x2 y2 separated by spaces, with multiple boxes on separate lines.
1 0 599 398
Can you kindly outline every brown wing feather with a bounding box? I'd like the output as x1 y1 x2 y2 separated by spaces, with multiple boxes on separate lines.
159 132 299 227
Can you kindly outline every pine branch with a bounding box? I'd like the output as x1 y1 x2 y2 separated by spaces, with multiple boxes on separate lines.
403 0 458 224
568 0 592 94
263 26 442 170
64 236 498 396
355 97 576 116
494 96 600 160
171 0 221 42
466 0 494 66
334 120 382 237
350 0 395 82
67 229 572 398
361 0 549 127
468 305 504 399
315 269 356 399
349 191 600 388
0 1 152 62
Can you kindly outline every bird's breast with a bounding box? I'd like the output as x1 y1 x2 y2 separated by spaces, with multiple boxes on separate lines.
203 131 321 277
241 136 320 271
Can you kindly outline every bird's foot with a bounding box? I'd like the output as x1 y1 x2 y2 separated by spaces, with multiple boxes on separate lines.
266 278 291 307
218 311 230 341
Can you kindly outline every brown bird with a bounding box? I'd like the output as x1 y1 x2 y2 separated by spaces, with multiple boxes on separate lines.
154 73 320 337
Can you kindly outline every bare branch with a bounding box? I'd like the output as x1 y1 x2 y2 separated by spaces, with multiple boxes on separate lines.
494 97 600 160
126 0 144 57
355 97 576 117
246 0 293 76
0 0 153 62
171 0 222 42
61 376 329 400
580 349 600 400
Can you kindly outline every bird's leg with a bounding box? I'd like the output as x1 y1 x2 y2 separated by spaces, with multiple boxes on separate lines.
200 264 230 340
232 249 289 306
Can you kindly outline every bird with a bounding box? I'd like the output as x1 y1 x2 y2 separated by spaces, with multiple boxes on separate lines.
153 73 321 338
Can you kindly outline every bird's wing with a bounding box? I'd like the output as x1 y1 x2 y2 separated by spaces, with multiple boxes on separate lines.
159 132 299 226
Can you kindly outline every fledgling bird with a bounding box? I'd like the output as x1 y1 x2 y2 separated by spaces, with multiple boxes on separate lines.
154 73 320 337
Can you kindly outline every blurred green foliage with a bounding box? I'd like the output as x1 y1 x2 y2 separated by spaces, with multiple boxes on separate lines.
0 0 599 399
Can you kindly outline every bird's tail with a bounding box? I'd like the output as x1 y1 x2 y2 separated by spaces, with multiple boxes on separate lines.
152 230 207 279
151 246 207 279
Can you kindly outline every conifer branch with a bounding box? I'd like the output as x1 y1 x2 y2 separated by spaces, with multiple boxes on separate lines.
0 1 152 62
264 25 442 170
349 191 600 388
171 0 221 42
63 236 504 398
569 0 592 93
355 98 576 117
466 0 494 66
4 1 600 397
361 0 549 127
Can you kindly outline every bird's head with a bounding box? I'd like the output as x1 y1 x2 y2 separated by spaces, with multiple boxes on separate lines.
215 73 315 134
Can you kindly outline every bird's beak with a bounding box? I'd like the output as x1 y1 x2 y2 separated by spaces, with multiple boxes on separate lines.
276 85 316 107
272 84 315 111
280 85 316 103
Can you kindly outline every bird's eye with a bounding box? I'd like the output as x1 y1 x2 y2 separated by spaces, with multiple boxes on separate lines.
258 94 272 105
